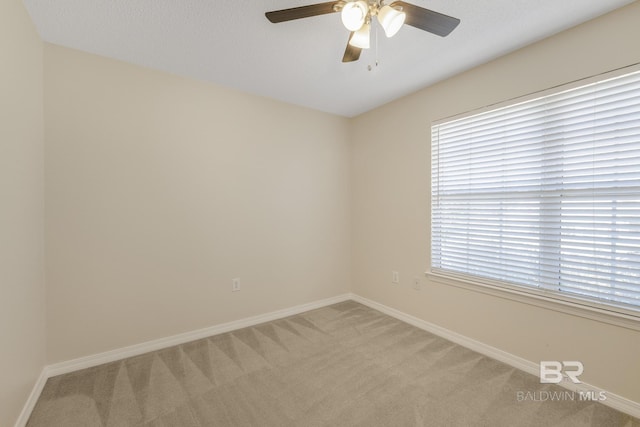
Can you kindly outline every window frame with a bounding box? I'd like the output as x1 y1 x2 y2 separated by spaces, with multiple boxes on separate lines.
428 64 640 329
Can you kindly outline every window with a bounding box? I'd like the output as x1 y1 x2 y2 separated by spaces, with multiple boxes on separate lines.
431 68 640 316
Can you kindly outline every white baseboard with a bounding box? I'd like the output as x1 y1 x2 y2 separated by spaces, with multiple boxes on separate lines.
14 367 48 427
47 293 351 377
350 293 640 419
16 292 639 425
15 293 351 427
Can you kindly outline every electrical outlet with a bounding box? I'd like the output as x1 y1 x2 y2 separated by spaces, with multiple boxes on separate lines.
392 271 400 284
232 278 241 292
413 277 421 290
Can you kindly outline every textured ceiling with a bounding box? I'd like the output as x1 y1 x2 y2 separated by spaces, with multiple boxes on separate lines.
23 0 635 117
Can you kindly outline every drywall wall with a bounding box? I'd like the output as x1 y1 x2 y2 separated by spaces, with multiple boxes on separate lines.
0 0 46 424
44 45 351 363
351 2 640 404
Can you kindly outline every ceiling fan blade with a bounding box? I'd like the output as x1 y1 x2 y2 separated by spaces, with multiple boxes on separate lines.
342 32 362 63
391 1 460 37
266 2 341 23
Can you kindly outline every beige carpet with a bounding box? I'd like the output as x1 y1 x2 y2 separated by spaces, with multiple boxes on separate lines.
27 301 639 426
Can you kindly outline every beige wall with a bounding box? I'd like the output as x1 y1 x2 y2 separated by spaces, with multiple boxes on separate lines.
351 2 640 403
44 45 351 363
0 0 46 424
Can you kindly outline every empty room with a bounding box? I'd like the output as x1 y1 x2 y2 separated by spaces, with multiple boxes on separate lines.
2 0 640 426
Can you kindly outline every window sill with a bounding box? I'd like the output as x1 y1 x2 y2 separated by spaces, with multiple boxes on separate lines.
425 271 640 332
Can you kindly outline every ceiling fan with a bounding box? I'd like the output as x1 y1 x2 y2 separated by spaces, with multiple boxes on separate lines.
265 1 460 63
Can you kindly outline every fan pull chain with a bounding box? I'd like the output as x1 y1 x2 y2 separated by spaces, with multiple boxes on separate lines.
368 22 379 71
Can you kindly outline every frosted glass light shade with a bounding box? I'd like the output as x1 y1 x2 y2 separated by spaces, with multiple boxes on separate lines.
348 22 370 49
377 5 405 37
341 1 369 31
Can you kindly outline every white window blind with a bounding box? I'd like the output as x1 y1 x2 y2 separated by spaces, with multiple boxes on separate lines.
431 69 640 314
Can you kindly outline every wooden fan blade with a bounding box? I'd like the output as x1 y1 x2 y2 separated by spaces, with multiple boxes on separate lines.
391 1 460 37
266 2 341 23
342 32 362 63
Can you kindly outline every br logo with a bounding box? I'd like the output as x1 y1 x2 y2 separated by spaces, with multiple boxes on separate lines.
540 361 584 384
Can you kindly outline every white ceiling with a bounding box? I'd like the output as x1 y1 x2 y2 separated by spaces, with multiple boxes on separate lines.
23 0 635 117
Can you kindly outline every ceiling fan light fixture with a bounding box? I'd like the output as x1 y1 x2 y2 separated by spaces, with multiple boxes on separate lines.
377 4 406 37
265 1 461 64
348 22 370 49
341 1 369 31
